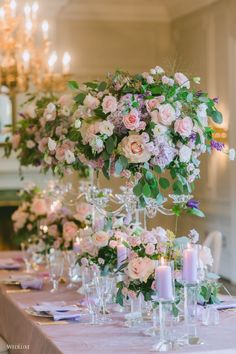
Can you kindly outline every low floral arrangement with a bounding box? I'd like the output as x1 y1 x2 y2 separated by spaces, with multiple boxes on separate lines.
77 225 128 274
11 183 48 245
38 204 92 253
5 94 89 178
115 227 219 306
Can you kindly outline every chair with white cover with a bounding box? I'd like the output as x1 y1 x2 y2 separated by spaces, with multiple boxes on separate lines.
203 230 223 274
0 337 9 354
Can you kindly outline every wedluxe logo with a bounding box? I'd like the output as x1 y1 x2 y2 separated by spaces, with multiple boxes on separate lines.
7 344 30 350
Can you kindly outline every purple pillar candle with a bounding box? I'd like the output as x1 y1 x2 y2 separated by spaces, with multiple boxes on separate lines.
155 259 173 301
183 244 198 283
117 243 127 269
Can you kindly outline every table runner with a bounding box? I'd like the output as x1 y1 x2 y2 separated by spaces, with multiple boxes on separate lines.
0 251 236 354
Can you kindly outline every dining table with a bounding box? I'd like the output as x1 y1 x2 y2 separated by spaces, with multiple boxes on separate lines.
0 250 236 354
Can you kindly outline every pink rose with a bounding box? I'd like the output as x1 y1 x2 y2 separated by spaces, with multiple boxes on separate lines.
174 116 193 137
48 224 58 237
119 135 151 163
145 243 155 256
31 198 47 216
109 240 118 248
127 257 155 282
92 231 109 248
102 95 118 114
55 146 66 161
123 110 140 130
58 94 73 107
74 202 92 222
151 103 176 126
38 137 48 153
80 238 97 256
174 72 190 89
12 209 28 231
83 94 100 110
12 134 21 149
145 97 164 112
44 103 56 121
63 221 78 242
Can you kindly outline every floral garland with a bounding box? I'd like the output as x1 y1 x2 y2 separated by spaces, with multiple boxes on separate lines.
11 183 47 245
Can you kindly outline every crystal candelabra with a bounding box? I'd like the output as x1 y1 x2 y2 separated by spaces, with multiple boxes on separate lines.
0 0 71 93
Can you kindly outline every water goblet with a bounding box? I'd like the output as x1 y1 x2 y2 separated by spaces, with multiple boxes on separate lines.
94 274 115 323
48 252 64 293
21 242 33 273
64 251 78 289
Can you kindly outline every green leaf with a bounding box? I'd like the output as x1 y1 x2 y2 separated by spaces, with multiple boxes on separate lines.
145 170 154 181
119 155 128 169
172 205 181 217
187 93 193 102
187 207 205 218
156 193 164 205
74 93 86 105
98 81 107 91
115 159 123 175
150 86 162 95
68 80 79 90
133 182 143 197
116 286 124 306
105 136 115 154
159 177 170 190
154 165 162 174
211 110 223 124
143 183 151 197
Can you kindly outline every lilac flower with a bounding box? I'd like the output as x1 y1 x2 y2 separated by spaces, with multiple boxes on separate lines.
186 199 200 209
189 133 197 142
188 229 199 243
152 136 176 168
213 97 219 104
210 140 224 151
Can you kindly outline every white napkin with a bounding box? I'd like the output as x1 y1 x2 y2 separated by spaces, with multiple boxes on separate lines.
215 301 236 310
31 302 81 321
0 258 20 270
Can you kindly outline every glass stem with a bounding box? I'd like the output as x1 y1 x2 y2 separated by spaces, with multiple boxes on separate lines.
53 279 58 291
184 283 198 338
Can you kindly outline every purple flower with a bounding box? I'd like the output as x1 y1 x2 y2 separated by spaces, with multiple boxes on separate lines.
187 199 200 209
210 140 224 151
189 133 197 142
213 97 219 104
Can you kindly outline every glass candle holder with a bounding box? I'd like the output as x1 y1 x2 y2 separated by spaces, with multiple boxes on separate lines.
152 259 175 352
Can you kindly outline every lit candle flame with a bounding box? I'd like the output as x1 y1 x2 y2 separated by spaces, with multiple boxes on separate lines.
10 0 17 16
22 50 30 72
24 3 31 17
160 256 165 265
41 20 49 40
0 7 5 20
62 52 71 74
48 51 57 73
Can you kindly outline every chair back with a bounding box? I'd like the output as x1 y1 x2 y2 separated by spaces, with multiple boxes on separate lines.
203 231 222 274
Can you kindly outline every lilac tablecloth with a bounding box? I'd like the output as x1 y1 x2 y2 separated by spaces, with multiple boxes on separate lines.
0 251 236 354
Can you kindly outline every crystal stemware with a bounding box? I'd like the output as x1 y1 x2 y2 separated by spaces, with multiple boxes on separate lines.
94 274 114 323
64 251 78 289
48 251 64 293
21 242 33 273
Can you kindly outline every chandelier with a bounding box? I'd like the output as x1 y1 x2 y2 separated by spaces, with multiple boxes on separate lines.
0 0 71 93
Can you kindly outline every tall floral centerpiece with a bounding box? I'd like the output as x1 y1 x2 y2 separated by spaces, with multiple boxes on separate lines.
5 93 89 178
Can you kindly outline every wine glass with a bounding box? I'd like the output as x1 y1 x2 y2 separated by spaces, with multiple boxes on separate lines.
84 283 101 325
94 274 115 323
21 242 33 273
48 251 64 293
64 251 78 289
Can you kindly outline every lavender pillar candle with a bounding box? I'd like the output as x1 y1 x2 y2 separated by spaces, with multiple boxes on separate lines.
73 237 80 253
155 259 173 301
183 244 198 284
117 243 127 269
